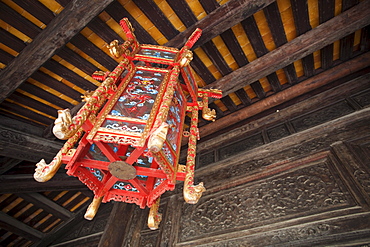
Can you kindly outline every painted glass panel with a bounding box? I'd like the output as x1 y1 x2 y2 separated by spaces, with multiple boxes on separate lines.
103 120 145 133
182 66 197 97
138 48 176 60
166 87 185 152
87 143 119 162
102 69 166 133
110 69 164 119
162 142 175 166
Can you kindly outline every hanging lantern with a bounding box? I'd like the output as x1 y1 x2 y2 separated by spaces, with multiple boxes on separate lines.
34 18 222 230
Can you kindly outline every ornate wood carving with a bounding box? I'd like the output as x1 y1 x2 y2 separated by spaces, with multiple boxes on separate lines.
178 159 351 242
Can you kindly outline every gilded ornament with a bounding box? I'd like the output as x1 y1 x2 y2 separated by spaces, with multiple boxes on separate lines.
183 107 206 204
147 197 162 230
84 196 103 220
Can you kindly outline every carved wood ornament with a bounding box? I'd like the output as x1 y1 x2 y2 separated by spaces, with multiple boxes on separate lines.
33 18 221 230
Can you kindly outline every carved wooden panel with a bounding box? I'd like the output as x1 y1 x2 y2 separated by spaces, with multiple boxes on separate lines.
267 123 291 142
139 231 159 247
178 154 358 244
218 133 264 161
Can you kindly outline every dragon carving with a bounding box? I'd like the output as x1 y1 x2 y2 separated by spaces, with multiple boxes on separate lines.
53 109 73 140
34 130 83 182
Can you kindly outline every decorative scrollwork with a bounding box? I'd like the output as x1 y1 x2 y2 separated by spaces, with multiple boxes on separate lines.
34 130 83 182
108 40 124 58
201 96 216 121
177 49 193 67
183 107 206 204
53 109 72 140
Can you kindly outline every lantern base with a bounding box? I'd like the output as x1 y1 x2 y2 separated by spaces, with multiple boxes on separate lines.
108 161 136 180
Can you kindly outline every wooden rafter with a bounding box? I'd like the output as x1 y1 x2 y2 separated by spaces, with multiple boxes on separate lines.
165 0 275 48
0 211 44 242
0 0 115 103
16 193 73 221
204 0 370 96
0 174 87 193
200 52 370 138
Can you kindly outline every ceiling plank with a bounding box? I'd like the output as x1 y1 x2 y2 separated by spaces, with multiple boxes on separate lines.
291 0 315 77
0 28 27 53
202 41 232 75
57 47 100 77
191 53 216 84
33 204 89 247
263 2 298 84
42 59 97 91
0 2 41 38
8 92 58 118
16 193 73 221
11 0 55 25
69 34 118 71
31 70 82 102
204 1 370 96
166 0 198 27
19 82 74 110
0 211 44 242
200 0 249 67
133 0 179 40
165 0 275 49
340 0 360 60
318 0 335 70
0 101 55 126
105 2 157 45
0 0 115 103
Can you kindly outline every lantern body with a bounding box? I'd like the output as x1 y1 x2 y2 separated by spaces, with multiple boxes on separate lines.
64 64 189 208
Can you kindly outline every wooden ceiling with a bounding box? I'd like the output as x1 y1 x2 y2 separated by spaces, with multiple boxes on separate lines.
0 0 369 246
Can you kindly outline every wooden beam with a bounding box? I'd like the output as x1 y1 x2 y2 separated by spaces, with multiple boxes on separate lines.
98 202 134 247
165 0 275 48
196 68 370 153
0 0 115 103
0 157 22 175
16 193 73 221
204 1 370 96
199 52 370 138
0 211 44 242
0 125 62 162
0 173 88 193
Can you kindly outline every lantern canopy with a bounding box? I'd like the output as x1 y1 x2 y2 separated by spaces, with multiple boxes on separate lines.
34 18 222 230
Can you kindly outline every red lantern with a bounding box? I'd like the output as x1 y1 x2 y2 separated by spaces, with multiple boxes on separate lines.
34 18 222 229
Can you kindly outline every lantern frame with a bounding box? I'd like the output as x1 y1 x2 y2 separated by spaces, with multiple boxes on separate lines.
34 18 222 230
